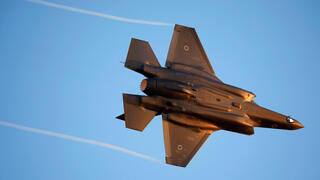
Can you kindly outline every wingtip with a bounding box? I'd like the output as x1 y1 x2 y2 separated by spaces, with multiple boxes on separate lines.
174 24 195 31
131 38 148 43
165 157 188 168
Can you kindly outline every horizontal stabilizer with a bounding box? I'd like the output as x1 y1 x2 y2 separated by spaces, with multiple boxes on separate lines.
125 38 160 75
123 94 156 131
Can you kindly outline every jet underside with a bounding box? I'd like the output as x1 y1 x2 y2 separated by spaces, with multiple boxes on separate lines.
117 24 304 167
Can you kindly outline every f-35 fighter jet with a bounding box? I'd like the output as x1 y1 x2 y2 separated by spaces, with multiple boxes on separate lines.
117 24 304 167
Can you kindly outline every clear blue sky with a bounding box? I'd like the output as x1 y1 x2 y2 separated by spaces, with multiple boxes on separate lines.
1 0 319 179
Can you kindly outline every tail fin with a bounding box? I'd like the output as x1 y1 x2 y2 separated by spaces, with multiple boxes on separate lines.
125 38 160 75
119 94 156 132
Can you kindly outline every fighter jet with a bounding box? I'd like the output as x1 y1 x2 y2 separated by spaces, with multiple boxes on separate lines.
116 24 304 167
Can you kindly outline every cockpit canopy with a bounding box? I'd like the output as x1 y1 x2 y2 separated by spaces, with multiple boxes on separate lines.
286 116 295 123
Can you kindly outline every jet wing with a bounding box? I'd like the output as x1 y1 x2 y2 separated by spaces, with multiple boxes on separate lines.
166 24 221 81
162 114 213 167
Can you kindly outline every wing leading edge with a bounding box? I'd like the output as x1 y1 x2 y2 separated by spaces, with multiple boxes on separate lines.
162 114 214 167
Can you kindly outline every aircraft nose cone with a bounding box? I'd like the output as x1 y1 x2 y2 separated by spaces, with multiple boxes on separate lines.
286 116 304 130
293 121 304 129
